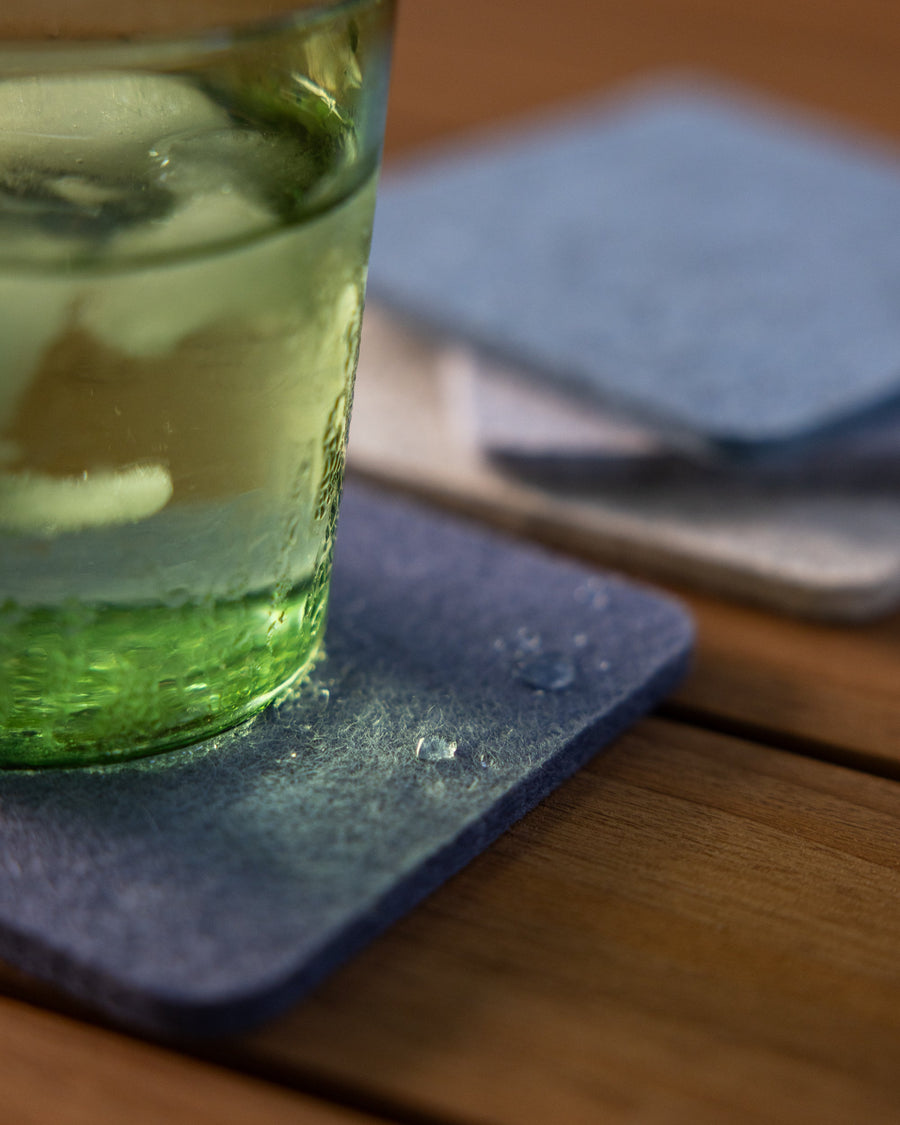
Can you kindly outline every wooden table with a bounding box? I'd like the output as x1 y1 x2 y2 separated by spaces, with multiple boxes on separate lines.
4 2 900 1121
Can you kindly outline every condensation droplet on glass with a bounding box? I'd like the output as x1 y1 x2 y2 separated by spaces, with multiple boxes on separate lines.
573 632 588 648
416 735 458 761
515 652 575 692
598 660 611 672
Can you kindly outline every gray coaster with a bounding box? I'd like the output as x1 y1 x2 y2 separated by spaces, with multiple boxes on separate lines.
463 351 900 619
368 79 900 453
0 483 692 1038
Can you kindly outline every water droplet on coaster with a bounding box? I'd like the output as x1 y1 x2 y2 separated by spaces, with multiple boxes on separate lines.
514 627 542 654
416 735 458 761
515 653 575 692
574 579 609 611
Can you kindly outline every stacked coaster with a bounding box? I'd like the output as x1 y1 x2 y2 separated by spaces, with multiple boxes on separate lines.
362 79 900 618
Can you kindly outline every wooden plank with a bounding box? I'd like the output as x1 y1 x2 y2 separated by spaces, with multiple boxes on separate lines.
669 591 900 776
215 718 900 1125
383 0 900 159
0 995 386 1125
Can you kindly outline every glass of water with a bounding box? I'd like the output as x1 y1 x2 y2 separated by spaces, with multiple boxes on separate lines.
0 0 394 766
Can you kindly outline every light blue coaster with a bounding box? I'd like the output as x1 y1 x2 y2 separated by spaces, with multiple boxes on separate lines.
368 79 900 453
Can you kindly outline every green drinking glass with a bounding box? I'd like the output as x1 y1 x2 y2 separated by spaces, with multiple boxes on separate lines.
0 0 395 766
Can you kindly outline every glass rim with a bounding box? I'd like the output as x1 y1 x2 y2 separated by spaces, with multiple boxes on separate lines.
0 0 388 67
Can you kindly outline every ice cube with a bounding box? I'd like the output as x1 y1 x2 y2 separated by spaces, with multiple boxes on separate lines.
151 126 320 213
0 73 230 179
0 74 226 254
106 183 274 267
0 278 72 444
0 168 174 246
80 188 279 356
0 463 173 536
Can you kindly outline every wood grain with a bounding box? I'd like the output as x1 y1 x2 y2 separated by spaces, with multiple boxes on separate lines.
0 992 385 1125
0 0 337 39
670 591 900 776
217 718 900 1125
383 0 900 158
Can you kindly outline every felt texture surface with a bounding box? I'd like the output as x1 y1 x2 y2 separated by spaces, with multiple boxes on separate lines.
368 80 900 452
0 483 692 1038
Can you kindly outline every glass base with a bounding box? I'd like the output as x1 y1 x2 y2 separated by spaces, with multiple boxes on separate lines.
0 575 329 769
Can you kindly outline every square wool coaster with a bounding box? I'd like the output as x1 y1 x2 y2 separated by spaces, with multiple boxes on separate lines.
0 483 692 1038
368 79 900 454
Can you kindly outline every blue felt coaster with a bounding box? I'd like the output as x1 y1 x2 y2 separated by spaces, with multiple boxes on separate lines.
368 79 900 453
0 482 692 1038
467 347 900 488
